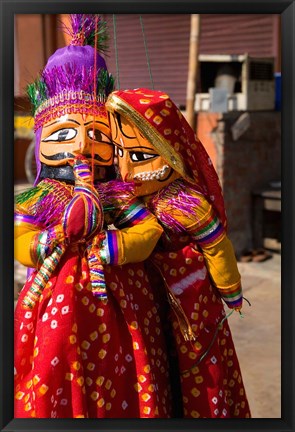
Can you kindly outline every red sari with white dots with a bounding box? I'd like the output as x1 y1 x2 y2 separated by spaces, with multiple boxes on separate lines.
14 249 172 418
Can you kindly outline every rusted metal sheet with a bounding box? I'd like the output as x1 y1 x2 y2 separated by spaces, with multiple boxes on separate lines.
199 14 279 59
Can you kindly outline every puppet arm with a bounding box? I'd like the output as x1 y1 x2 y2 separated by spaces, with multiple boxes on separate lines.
185 195 243 310
97 198 163 265
152 182 243 310
15 214 65 269
14 181 69 269
14 218 41 268
15 188 162 269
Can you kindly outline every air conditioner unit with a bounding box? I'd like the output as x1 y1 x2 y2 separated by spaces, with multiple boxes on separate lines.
195 54 275 112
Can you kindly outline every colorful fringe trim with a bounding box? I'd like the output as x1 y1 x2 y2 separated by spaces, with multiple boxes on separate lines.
15 179 73 229
30 225 65 266
87 232 108 299
149 179 202 233
96 180 135 213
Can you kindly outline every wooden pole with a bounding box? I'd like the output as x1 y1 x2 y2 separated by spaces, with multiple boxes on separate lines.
186 14 200 131
42 15 58 63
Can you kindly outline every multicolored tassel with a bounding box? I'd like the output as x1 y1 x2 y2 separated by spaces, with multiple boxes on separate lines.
22 243 66 310
87 232 107 299
149 179 202 233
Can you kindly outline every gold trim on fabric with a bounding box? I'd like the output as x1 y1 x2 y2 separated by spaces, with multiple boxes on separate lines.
106 94 194 183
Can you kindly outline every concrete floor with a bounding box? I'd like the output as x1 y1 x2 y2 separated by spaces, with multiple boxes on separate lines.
230 252 281 418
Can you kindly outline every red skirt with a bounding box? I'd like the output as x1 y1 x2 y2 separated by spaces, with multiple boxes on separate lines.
14 245 172 418
151 245 251 418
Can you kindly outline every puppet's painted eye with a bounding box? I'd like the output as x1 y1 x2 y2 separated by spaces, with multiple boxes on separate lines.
130 152 158 162
87 129 111 143
118 147 124 157
43 128 77 142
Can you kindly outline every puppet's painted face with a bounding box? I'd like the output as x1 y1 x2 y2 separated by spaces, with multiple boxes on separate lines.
40 112 113 168
109 112 179 196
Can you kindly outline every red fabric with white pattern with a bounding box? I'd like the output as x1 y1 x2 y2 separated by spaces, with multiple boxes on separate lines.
14 248 172 418
151 245 251 418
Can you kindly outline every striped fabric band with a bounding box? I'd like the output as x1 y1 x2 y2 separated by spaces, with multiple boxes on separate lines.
102 230 119 265
88 254 107 299
191 211 225 247
116 199 151 228
83 194 100 237
31 225 65 266
218 281 243 310
73 161 92 184
14 213 41 228
30 233 42 266
62 194 100 239
99 234 111 264
74 186 101 208
31 231 49 265
85 232 108 299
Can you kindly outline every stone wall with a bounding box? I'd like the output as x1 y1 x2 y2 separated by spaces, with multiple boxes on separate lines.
209 112 281 255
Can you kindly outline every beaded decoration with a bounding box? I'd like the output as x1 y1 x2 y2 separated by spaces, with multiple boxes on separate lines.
33 92 108 132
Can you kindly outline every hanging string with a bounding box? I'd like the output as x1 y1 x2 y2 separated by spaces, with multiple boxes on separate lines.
113 14 120 89
243 296 252 307
139 15 154 90
180 309 235 374
91 15 99 185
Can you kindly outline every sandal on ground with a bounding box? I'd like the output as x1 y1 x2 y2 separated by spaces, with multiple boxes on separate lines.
239 250 253 262
252 248 272 262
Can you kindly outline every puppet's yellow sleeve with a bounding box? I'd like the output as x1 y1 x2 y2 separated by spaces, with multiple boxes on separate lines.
99 205 163 265
157 189 243 310
186 194 242 310
14 187 65 269
14 217 40 268
14 184 50 268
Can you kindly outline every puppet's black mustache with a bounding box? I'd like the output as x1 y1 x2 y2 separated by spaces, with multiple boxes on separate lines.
40 152 112 163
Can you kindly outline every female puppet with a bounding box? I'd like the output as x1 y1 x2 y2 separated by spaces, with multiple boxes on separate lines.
106 88 251 418
14 18 173 418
